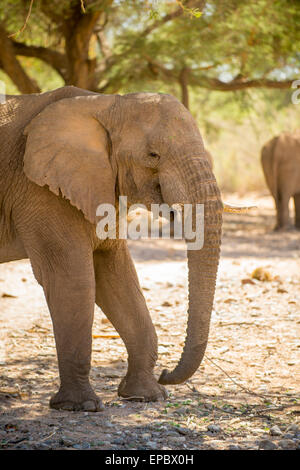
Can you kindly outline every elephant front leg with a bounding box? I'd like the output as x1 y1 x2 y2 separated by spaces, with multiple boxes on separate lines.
94 244 167 402
31 252 103 412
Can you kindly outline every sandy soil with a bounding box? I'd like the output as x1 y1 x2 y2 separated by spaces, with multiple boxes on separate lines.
0 193 299 450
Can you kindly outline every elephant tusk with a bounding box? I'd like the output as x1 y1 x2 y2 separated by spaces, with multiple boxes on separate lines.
223 202 257 214
126 203 257 219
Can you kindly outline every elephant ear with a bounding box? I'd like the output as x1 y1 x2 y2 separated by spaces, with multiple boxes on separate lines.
23 94 118 224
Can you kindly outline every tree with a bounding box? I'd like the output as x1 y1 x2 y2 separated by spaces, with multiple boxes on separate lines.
0 0 299 108
0 0 112 92
108 0 300 107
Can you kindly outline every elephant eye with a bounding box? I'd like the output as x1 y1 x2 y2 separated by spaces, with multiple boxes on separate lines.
149 152 160 158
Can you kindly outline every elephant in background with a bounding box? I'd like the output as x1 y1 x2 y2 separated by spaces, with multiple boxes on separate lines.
261 131 300 230
0 86 222 411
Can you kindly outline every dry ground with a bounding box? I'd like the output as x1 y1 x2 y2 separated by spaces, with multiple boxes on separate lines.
0 193 299 450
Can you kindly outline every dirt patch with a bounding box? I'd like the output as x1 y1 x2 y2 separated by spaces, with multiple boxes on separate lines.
0 193 299 450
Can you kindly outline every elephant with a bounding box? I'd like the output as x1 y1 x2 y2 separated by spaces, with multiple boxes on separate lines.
0 86 223 411
205 149 213 169
261 132 300 230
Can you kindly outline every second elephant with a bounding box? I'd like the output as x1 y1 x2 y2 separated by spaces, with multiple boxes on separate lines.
261 131 300 230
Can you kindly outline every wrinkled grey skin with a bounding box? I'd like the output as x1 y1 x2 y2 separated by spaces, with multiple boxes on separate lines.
0 86 222 411
205 149 213 169
261 132 300 230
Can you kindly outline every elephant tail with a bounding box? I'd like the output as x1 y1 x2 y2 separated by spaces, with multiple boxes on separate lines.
261 136 279 202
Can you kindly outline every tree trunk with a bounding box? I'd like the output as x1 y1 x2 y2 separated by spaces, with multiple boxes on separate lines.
63 11 101 90
179 67 190 109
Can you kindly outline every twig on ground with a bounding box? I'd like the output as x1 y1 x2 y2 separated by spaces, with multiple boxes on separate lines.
186 355 300 402
205 356 263 398
39 430 57 442
80 0 86 13
1 430 57 448
184 381 298 419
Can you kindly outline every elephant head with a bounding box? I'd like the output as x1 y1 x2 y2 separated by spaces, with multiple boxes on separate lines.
23 90 223 385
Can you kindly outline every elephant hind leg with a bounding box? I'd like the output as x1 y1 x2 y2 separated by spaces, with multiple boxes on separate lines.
274 193 291 230
294 193 300 229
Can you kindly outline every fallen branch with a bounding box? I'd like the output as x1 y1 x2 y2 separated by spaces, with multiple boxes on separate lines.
188 355 300 402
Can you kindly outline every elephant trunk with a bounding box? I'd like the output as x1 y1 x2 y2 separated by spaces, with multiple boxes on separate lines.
159 155 223 385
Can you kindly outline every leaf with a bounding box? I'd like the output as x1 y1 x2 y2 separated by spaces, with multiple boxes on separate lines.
190 8 202 18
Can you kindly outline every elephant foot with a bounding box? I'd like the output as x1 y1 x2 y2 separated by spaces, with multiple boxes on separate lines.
118 371 168 402
50 385 104 412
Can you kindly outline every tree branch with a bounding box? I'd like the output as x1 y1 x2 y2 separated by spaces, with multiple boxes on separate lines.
0 23 40 94
8 0 34 38
196 76 296 91
145 55 295 93
144 55 177 79
142 0 206 37
11 40 68 81
179 66 190 108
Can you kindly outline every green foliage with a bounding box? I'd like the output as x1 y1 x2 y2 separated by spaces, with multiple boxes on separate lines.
106 0 299 90
1 1 299 95
148 1 203 19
